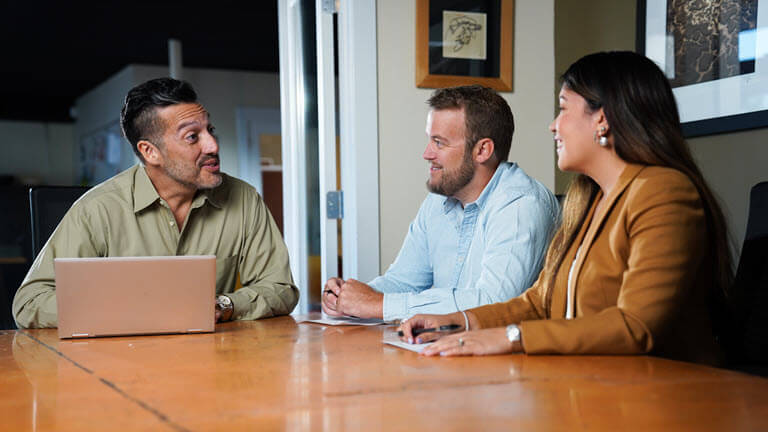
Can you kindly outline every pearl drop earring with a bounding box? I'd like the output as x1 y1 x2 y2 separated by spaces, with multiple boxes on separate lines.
598 126 608 147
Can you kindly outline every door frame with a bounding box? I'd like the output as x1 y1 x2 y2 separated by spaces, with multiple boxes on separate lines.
278 0 380 314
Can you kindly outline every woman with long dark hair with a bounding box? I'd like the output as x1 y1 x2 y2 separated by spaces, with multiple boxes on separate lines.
399 51 733 365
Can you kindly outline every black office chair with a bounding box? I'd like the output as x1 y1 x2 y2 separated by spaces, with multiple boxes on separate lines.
725 181 768 376
0 186 32 330
29 186 91 259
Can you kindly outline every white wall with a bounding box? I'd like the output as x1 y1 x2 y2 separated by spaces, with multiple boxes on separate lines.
0 120 75 185
376 0 556 271
74 64 281 180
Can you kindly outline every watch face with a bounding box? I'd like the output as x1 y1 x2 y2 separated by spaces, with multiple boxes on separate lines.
217 295 232 308
507 325 521 343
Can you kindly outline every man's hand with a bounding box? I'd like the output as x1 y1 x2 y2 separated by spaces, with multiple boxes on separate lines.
335 279 384 319
215 307 233 322
215 295 234 322
321 277 344 316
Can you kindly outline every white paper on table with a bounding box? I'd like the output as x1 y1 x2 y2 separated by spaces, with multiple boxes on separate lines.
298 316 388 326
383 335 433 353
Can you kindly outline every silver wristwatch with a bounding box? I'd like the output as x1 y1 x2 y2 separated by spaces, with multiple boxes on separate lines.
506 324 521 344
216 295 234 319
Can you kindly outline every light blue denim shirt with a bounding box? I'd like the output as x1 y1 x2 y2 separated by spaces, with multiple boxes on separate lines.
370 162 559 321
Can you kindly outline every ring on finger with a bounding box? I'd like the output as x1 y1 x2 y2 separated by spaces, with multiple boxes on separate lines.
458 338 465 347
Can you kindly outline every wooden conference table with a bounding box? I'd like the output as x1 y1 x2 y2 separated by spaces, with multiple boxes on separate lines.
2 315 768 431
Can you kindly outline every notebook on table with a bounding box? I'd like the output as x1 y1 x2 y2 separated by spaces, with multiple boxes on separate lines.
55 255 216 339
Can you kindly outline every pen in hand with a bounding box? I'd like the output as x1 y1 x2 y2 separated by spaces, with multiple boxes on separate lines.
397 324 461 337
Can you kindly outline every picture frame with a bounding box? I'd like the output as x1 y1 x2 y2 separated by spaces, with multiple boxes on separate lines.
415 0 514 92
637 0 768 137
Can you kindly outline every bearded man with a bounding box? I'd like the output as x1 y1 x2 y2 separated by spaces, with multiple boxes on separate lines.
322 85 559 321
13 78 297 328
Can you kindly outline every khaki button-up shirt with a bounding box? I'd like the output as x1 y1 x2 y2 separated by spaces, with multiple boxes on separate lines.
13 165 298 328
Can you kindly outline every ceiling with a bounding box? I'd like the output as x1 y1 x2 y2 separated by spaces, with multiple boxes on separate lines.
0 1 280 122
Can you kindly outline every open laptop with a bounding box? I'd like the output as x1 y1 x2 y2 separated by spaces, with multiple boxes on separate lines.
55 255 216 339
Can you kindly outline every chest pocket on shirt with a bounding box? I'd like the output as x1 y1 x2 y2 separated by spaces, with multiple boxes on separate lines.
215 255 239 294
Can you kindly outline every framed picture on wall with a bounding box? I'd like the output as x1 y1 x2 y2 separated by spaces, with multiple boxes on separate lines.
637 0 768 137
415 0 514 91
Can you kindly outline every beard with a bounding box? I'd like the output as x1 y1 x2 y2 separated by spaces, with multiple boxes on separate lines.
163 155 223 190
426 149 475 197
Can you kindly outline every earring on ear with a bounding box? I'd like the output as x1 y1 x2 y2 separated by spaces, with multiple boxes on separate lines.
598 126 608 147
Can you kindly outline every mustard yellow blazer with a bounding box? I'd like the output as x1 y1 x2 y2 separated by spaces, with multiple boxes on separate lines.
470 164 719 364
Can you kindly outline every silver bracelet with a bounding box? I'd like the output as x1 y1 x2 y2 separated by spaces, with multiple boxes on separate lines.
460 310 469 331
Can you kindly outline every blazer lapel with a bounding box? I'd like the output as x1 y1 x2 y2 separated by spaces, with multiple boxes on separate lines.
564 164 646 317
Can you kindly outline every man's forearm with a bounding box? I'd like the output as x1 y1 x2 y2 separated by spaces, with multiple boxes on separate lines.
227 282 299 320
13 285 58 329
382 286 506 322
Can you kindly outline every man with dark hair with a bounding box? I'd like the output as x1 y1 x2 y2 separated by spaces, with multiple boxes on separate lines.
13 78 298 328
322 85 558 321
121 78 199 162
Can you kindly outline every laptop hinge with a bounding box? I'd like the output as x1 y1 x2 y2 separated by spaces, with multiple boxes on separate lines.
71 333 89 337
187 328 205 333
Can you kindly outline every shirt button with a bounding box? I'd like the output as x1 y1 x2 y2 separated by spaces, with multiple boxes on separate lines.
169 221 175 226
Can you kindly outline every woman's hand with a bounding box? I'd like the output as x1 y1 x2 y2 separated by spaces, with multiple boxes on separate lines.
398 313 464 344
420 327 520 357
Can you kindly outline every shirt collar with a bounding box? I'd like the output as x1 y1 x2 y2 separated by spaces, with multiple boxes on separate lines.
442 162 511 214
132 165 225 213
133 166 161 213
199 182 225 209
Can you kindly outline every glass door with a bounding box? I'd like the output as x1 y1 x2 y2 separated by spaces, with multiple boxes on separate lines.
278 0 379 314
